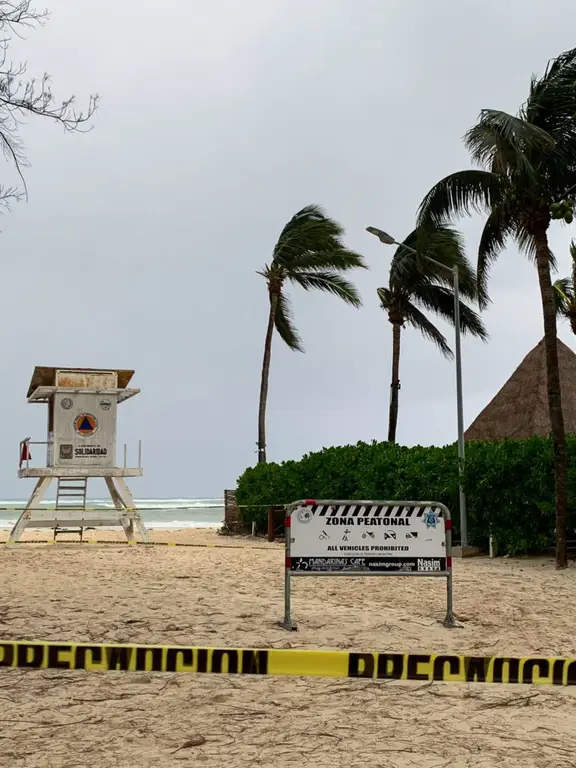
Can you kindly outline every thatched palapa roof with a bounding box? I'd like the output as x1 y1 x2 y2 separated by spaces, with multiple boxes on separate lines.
465 338 576 441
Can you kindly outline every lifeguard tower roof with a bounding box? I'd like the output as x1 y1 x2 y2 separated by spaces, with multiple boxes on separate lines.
26 367 138 403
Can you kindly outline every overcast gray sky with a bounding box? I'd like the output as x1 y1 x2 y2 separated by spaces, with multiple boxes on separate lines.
1 0 576 499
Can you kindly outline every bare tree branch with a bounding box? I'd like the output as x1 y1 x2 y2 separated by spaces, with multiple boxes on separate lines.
0 1 98 202
0 1 48 35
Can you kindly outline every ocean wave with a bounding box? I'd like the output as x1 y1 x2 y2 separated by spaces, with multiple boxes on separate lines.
0 498 225 529
130 499 224 509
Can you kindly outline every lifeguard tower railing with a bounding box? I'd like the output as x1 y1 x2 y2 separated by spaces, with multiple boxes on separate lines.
18 438 143 478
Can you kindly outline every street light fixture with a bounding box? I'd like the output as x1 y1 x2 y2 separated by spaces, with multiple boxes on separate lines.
367 225 469 548
366 226 396 245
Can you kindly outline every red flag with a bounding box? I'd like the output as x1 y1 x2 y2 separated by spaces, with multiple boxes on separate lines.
19 441 31 469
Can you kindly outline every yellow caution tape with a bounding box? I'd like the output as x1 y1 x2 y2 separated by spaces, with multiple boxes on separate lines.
0 640 574 684
2 540 274 550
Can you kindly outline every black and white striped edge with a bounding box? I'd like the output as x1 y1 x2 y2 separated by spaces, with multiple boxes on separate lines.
304 504 442 519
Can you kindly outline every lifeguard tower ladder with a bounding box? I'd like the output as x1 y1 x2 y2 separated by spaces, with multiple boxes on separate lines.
9 367 150 544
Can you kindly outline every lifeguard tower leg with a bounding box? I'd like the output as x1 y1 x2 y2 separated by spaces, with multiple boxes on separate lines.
104 477 135 543
8 477 52 545
114 477 151 544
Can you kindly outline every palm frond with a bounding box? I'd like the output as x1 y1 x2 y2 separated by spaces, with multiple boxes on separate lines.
456 301 490 341
514 225 557 272
272 205 345 266
570 239 576 264
403 302 453 358
477 204 517 303
390 225 464 283
464 109 554 180
376 286 394 311
571 240 576 289
290 271 362 306
389 224 483 305
524 48 576 131
541 47 576 84
411 284 488 340
553 277 572 317
274 291 304 352
522 50 576 190
552 238 576 318
513 225 538 261
513 225 557 272
289 248 367 272
417 169 506 226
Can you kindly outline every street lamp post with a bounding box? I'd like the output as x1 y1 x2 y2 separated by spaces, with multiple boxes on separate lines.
367 226 468 548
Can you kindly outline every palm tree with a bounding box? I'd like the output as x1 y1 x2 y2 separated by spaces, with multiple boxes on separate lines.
553 240 576 334
381 225 487 443
417 47 576 568
257 205 367 464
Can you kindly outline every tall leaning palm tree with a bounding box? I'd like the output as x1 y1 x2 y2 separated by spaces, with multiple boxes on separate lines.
417 47 576 568
380 225 487 443
257 205 367 464
554 240 576 334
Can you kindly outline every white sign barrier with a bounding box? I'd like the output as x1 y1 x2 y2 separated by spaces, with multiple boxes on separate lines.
279 499 456 631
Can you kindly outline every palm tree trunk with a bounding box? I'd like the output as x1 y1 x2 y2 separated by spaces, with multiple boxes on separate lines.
388 323 401 442
534 232 568 568
257 291 278 464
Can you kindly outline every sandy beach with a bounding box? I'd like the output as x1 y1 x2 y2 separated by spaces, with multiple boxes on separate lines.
0 528 575 767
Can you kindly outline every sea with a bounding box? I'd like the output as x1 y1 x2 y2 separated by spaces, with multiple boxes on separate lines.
0 498 225 530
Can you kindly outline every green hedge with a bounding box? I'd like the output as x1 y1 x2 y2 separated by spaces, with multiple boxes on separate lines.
236 438 576 555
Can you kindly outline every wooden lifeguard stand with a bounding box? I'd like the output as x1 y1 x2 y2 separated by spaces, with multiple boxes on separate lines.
8 367 150 544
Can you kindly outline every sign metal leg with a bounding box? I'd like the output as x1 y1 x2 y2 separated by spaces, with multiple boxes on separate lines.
278 512 297 631
278 567 297 631
442 509 458 628
443 567 457 628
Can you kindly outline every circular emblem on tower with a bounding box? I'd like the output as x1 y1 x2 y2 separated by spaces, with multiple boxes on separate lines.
60 398 73 410
74 413 98 436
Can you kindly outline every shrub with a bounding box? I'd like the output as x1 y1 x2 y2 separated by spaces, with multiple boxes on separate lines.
236 437 576 554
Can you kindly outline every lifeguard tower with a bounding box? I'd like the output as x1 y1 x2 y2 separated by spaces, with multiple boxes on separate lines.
8 367 150 544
